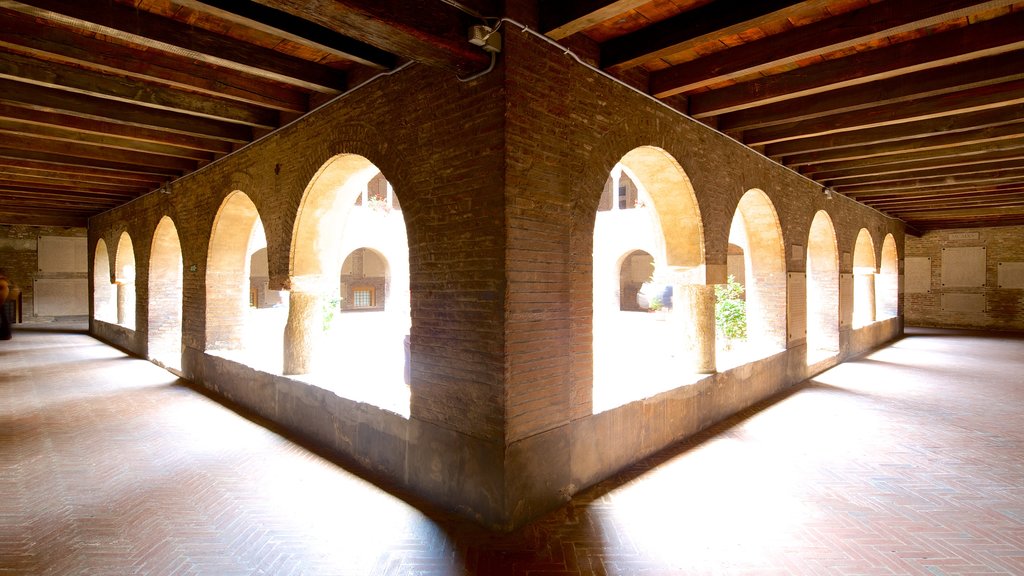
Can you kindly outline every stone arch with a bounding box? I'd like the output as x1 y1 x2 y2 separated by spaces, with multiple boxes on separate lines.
287 154 411 415
876 233 899 319
852 229 877 328
114 232 136 330
93 238 116 323
618 249 654 312
148 216 183 369
340 247 390 311
206 191 276 358
726 189 787 357
807 211 839 362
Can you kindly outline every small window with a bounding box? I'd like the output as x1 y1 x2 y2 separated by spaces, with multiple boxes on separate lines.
352 286 375 308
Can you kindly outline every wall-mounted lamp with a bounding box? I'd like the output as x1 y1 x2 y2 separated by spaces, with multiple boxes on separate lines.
823 186 833 200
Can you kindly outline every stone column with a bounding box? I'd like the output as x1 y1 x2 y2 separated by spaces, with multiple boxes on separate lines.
283 289 323 375
674 284 716 374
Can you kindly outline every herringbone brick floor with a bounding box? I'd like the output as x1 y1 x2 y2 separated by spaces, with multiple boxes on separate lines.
1 324 1022 575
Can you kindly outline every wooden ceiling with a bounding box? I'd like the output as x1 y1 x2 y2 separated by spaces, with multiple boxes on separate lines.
1 0 1022 233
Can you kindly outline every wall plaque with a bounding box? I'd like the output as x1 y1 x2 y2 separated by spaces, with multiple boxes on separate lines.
948 232 980 241
790 244 804 263
787 272 806 343
998 262 1024 289
940 293 985 313
839 273 853 327
941 246 986 288
37 236 87 274
905 257 931 294
34 278 88 315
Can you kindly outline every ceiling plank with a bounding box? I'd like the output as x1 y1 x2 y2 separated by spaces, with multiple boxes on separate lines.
690 11 1024 118
0 182 140 200
0 157 171 185
0 51 279 128
744 79 1024 146
0 133 199 172
650 0 1018 98
0 120 216 162
174 0 395 69
800 136 1024 177
810 146 1024 182
823 158 1024 188
833 167 1024 194
248 0 489 74
719 50 1024 133
0 148 180 178
0 210 87 227
541 1 652 41
0 79 252 143
601 0 820 72
768 105 1024 161
0 8 308 113
0 0 346 92
0 166 161 190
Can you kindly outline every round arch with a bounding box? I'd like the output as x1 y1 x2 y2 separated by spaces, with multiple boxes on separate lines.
806 211 839 362
114 232 136 329
206 191 266 352
877 233 899 319
852 229 877 328
149 216 183 369
93 238 116 323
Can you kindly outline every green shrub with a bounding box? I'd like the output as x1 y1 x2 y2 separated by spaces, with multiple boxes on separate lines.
715 275 746 342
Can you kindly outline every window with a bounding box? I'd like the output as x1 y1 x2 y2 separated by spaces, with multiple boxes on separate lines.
353 286 375 308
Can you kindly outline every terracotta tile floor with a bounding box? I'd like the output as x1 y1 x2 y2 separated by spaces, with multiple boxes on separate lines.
1 324 1022 575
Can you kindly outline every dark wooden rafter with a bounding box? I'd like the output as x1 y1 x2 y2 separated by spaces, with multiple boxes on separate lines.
801 137 1024 177
540 1 652 40
0 148 182 178
248 0 489 74
823 158 1024 188
0 8 308 113
834 167 1024 194
808 144 1024 181
601 0 824 73
0 165 162 189
173 0 396 70
0 0 347 93
650 0 1019 98
744 79 1024 146
0 119 216 162
1 133 200 172
689 11 1024 118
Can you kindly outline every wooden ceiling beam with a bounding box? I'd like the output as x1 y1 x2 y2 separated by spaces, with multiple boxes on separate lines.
0 210 87 227
868 190 1024 209
823 158 1024 188
0 148 183 179
0 157 170 185
650 0 1018 98
0 8 308 113
0 79 252 143
769 105 1024 161
0 169 154 193
690 11 1024 118
541 1 651 41
0 52 279 128
0 120 216 162
744 79 1024 146
800 137 1024 177
0 103 233 155
719 50 1024 133
174 0 395 69
1 133 199 172
811 147 1024 182
0 193 122 210
0 0 346 93
600 0 818 72
248 0 489 74
848 180 1024 198
0 182 139 200
833 168 1024 194
894 205 1024 219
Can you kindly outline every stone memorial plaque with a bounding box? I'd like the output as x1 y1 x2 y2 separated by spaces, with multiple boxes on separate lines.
791 244 804 262
998 262 1024 289
787 272 806 343
905 257 931 294
941 246 986 288
940 293 985 313
839 273 853 327
34 278 88 315
37 236 87 273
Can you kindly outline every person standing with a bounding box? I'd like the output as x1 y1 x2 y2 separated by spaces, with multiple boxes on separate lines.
0 270 11 340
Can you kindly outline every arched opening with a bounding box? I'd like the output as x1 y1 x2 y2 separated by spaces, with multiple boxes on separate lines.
876 234 899 319
114 232 136 330
93 239 116 323
592 147 705 413
852 229 877 328
290 155 410 416
619 249 654 312
206 191 287 373
148 216 183 370
806 211 840 363
720 189 787 368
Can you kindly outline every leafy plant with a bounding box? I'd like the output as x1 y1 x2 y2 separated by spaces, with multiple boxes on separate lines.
322 297 341 332
715 275 746 342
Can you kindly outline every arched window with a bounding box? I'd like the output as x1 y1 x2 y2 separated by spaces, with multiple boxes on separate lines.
806 211 839 363
149 216 183 369
852 229 876 328
114 232 136 330
93 239 116 323
876 234 899 319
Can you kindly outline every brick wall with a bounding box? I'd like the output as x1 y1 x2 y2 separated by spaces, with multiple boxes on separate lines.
906 225 1024 330
0 224 87 321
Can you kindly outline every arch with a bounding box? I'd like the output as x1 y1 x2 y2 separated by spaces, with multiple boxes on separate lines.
722 189 787 362
93 239 116 323
205 191 285 369
618 249 654 312
290 155 411 415
114 232 136 329
618 146 704 269
852 229 877 328
148 216 183 369
806 211 839 363
876 233 899 319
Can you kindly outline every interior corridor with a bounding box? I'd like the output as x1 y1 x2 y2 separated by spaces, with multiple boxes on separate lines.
1 324 1022 575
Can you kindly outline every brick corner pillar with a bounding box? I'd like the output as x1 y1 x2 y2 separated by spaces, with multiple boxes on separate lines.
283 277 324 375
673 283 717 374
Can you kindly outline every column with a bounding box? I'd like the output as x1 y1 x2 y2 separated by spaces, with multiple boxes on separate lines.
283 288 323 375
673 284 716 373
